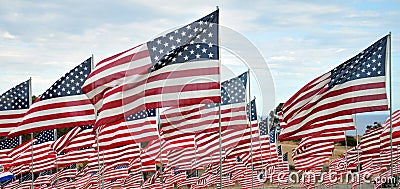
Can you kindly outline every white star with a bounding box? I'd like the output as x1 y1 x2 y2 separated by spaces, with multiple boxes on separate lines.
184 55 189 60
181 31 186 36
195 54 201 59
164 42 169 47
208 32 213 38
176 38 181 43
208 52 213 58
190 50 195 54
208 42 213 48
202 48 207 53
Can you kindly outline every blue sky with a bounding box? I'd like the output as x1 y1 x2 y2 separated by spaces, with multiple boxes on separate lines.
0 0 399 133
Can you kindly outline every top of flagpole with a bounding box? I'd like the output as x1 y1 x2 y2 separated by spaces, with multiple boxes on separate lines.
216 6 219 10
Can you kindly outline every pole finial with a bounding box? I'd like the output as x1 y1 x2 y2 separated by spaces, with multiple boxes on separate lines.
216 6 219 10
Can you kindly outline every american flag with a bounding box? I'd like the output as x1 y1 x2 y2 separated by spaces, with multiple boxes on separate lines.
97 109 158 150
11 130 56 171
61 125 94 153
0 137 19 166
8 58 95 137
380 110 400 148
51 125 94 154
0 80 30 136
166 148 196 171
360 127 382 165
292 137 335 160
82 10 220 128
161 72 247 141
87 143 140 172
280 35 388 141
19 173 32 189
33 170 52 187
168 168 187 184
103 163 129 181
56 147 95 167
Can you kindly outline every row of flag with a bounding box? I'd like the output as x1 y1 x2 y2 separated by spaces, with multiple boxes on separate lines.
0 8 397 189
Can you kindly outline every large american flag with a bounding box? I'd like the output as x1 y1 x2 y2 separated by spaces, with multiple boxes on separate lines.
161 72 247 141
97 109 158 150
0 80 30 136
280 35 389 141
8 58 95 137
82 10 220 128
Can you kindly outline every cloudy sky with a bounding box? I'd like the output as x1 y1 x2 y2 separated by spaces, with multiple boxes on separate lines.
1 0 399 128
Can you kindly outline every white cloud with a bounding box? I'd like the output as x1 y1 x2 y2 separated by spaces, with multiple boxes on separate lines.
1 31 17 39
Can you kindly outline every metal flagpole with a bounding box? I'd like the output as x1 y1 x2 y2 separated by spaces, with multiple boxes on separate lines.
388 32 393 189
157 108 164 188
216 5 223 189
30 133 34 188
95 129 102 189
28 77 34 188
54 129 58 189
102 151 105 189
355 113 361 189
90 54 103 189
247 69 255 189
344 131 349 189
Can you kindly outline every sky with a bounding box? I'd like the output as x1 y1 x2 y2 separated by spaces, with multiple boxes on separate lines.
0 0 399 134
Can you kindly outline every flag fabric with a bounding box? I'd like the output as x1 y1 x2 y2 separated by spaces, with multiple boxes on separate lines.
0 137 20 167
60 125 94 153
33 170 52 187
97 109 158 149
8 58 95 137
280 36 388 140
380 110 400 148
161 72 247 140
0 80 30 136
19 173 33 189
82 10 220 128
11 130 56 169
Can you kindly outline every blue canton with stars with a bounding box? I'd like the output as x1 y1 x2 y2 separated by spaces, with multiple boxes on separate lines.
329 35 388 88
125 109 156 122
206 72 247 108
40 58 91 100
0 137 19 150
39 170 52 177
277 145 282 156
34 130 55 145
20 173 32 183
147 10 218 72
282 152 288 161
247 99 257 121
269 128 276 144
0 80 29 111
258 118 268 136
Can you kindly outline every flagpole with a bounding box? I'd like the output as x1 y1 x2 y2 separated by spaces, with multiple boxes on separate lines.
247 69 255 189
355 113 361 189
157 108 164 188
54 129 58 189
95 128 102 189
344 131 349 189
28 77 34 188
30 132 34 188
216 5 223 189
102 151 105 189
387 32 393 189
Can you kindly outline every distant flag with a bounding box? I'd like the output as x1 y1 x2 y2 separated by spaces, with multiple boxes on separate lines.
8 58 95 137
82 10 220 127
0 80 30 136
280 35 388 141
